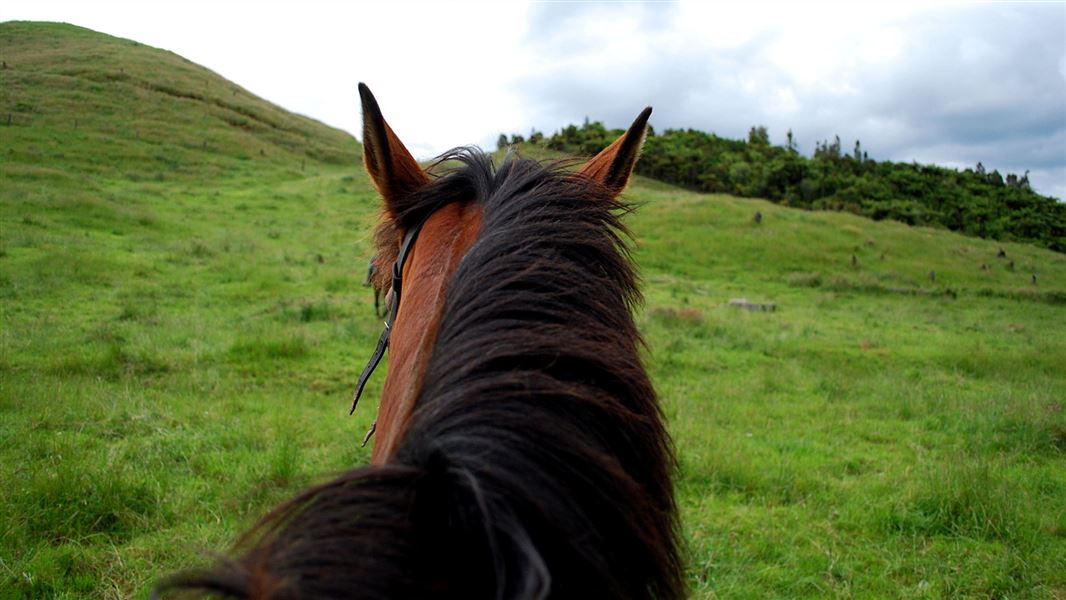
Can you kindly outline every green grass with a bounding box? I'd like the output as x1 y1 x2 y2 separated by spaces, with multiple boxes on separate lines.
634 190 1066 597
2 21 1065 599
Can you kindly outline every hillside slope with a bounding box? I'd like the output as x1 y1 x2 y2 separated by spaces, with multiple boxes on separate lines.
2 22 1064 599
1 21 359 179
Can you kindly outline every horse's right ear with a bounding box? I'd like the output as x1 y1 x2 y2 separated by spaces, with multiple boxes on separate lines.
577 106 652 196
359 83 430 216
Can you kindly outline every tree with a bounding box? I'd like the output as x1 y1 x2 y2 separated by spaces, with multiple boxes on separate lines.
748 125 769 146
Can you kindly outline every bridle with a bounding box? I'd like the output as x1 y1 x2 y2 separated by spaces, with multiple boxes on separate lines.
349 215 431 443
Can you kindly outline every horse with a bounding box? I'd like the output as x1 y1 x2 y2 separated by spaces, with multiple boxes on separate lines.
362 256 383 318
157 83 682 599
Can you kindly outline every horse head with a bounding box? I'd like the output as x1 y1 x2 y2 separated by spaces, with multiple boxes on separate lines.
356 83 652 464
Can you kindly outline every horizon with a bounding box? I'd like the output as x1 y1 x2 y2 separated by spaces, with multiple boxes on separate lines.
2 2 1063 199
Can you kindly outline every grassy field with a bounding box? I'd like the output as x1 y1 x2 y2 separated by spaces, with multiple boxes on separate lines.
2 22 1065 599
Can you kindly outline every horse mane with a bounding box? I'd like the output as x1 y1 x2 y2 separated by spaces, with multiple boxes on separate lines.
158 149 683 599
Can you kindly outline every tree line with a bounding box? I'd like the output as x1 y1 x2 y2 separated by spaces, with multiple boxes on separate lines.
499 121 1065 252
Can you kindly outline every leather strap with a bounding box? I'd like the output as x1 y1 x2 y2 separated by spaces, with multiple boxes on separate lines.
350 323 391 414
350 218 427 415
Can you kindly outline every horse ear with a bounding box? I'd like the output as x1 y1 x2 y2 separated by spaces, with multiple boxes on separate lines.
577 106 652 195
359 83 430 214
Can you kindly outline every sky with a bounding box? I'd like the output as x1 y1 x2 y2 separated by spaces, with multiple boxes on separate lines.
4 1 1065 199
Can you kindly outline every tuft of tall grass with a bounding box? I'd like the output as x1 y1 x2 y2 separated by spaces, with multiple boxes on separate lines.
883 458 1039 546
21 458 163 544
228 332 309 361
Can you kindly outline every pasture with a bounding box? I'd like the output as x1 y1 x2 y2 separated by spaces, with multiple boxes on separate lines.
2 22 1065 598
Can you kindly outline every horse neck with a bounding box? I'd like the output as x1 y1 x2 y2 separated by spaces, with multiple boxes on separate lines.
372 201 482 463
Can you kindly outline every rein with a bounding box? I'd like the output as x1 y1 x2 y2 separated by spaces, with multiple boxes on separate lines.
349 215 431 441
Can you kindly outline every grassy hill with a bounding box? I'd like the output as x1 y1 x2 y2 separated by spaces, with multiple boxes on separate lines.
2 22 1065 599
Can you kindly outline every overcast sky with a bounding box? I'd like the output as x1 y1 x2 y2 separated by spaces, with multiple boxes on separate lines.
4 1 1065 199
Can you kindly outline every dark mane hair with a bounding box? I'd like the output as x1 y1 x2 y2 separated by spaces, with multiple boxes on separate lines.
158 149 683 599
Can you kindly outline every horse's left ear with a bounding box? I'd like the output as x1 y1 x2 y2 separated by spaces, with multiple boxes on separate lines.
577 106 652 195
359 83 430 216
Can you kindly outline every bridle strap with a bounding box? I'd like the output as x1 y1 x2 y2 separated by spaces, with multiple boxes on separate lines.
350 218 426 416
349 322 391 415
